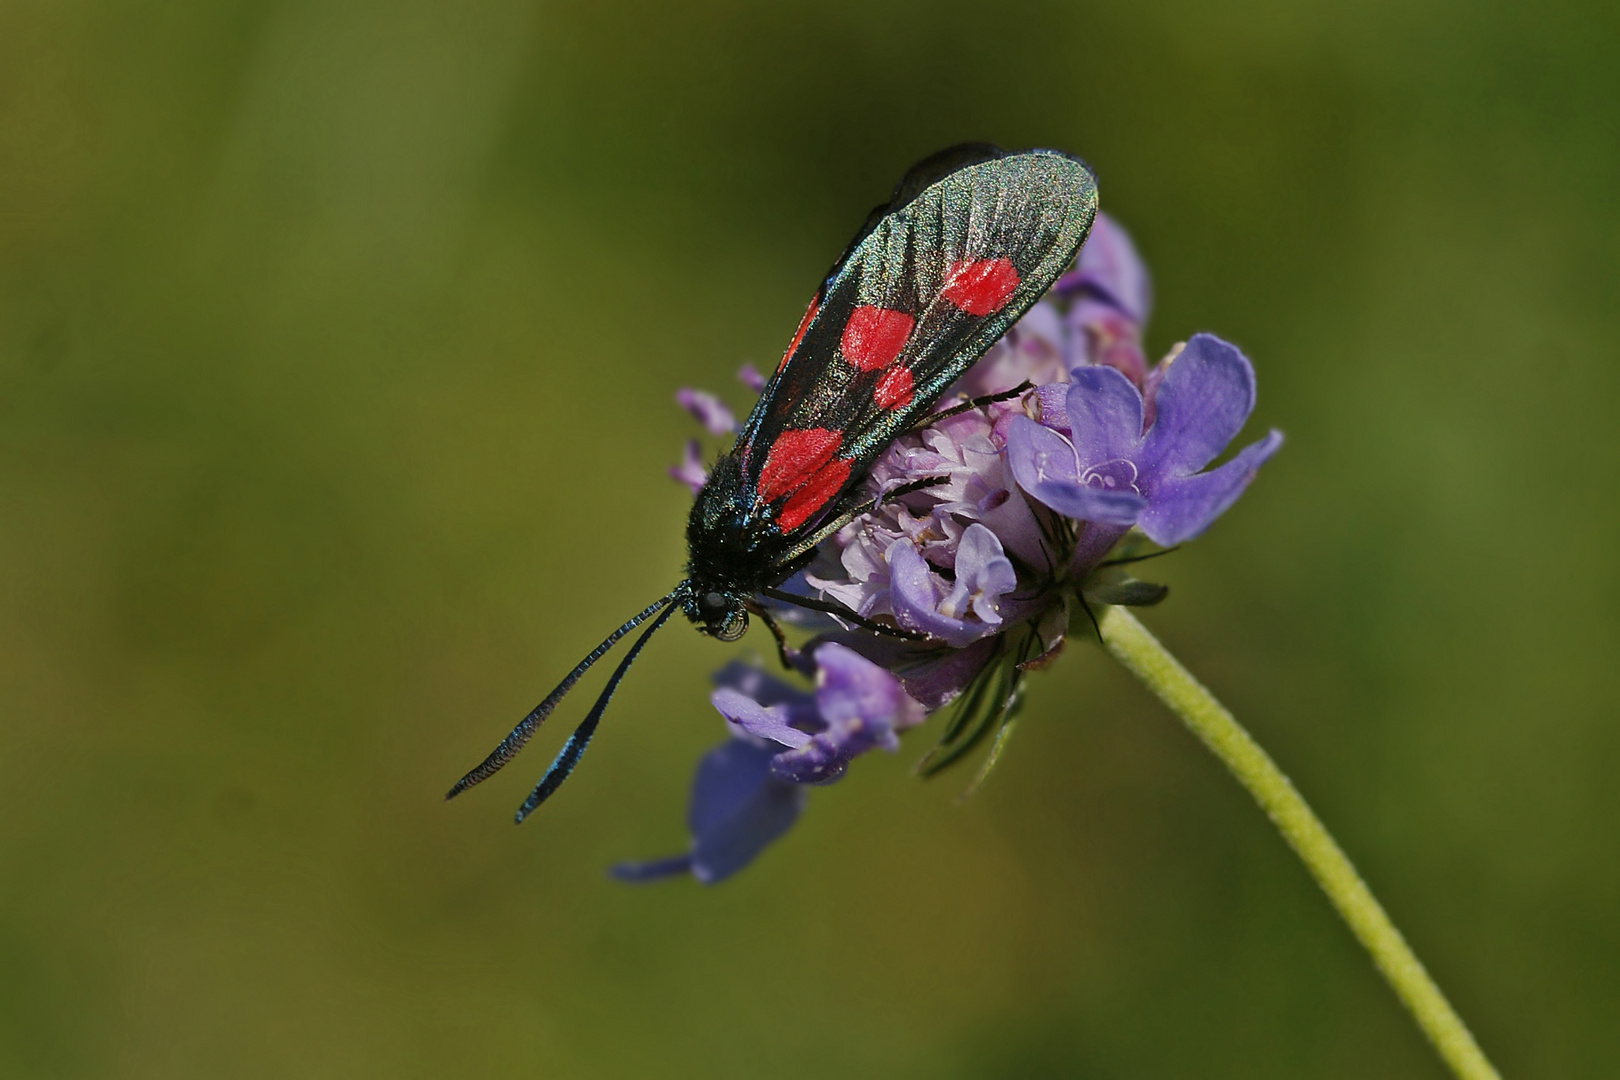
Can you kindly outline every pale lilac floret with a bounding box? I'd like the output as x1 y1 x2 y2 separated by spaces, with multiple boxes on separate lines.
675 388 736 435
804 403 1048 642
888 523 1017 648
669 438 707 493
1006 333 1284 546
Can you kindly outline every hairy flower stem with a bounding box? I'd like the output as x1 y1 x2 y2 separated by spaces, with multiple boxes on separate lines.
1098 606 1500 1080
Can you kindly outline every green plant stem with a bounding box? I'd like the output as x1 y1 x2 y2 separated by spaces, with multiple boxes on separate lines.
1098 606 1500 1080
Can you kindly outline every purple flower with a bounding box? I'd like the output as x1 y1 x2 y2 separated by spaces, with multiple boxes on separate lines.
716 643 925 784
803 402 1049 635
630 212 1283 884
1006 333 1283 546
614 644 923 883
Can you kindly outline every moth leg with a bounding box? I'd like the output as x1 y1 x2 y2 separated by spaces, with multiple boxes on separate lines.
1099 545 1181 568
910 381 1033 432
745 599 800 671
759 586 926 642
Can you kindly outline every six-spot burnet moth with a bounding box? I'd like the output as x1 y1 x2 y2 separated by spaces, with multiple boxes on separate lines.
446 143 1099 822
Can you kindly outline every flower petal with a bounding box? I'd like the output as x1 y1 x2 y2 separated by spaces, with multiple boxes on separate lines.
1006 416 1146 525
669 439 707 493
612 738 807 885
802 631 998 711
1138 430 1284 545
711 661 816 712
953 523 1018 623
710 688 814 749
608 854 693 882
686 739 806 883
1139 334 1256 477
813 642 925 736
1064 365 1145 465
887 541 995 648
675 388 737 436
1057 211 1152 323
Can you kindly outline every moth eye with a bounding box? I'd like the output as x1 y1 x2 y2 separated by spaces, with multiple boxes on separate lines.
702 591 728 614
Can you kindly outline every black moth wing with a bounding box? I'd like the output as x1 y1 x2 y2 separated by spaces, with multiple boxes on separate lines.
733 147 1098 537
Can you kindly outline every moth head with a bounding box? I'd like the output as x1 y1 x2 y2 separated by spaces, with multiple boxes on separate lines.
690 587 749 642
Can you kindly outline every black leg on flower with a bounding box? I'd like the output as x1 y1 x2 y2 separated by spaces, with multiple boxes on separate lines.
759 586 926 642
1074 591 1102 642
746 599 799 670
909 381 1033 431
1099 545 1181 568
774 476 948 565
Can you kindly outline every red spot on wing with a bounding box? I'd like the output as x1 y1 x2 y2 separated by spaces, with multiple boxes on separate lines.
777 458 853 531
778 294 821 372
873 366 914 410
941 258 1020 315
757 427 841 503
840 306 915 371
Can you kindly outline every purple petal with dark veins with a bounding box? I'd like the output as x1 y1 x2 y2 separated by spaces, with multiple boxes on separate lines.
1006 416 1146 526
1064 365 1145 464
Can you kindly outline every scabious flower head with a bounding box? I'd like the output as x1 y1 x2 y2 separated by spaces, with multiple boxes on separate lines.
629 212 1282 883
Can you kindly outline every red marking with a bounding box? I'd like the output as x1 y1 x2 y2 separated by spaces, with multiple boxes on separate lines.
873 366 914 410
941 258 1020 315
778 294 821 372
777 458 853 531
757 427 841 503
840 306 914 371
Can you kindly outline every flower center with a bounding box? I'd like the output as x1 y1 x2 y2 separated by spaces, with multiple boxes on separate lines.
1080 458 1141 494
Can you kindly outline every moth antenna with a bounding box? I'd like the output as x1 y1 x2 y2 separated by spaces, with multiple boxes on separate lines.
513 601 680 823
445 589 681 800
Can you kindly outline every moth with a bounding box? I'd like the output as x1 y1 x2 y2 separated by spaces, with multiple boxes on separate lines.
448 143 1098 821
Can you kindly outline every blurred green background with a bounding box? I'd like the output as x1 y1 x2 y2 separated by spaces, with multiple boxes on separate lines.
2 0 1616 1076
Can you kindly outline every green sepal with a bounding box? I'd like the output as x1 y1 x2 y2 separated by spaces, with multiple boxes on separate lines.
914 628 1035 781
1082 565 1169 607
